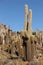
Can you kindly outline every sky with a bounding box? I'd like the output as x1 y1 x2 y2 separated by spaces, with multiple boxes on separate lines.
0 0 43 31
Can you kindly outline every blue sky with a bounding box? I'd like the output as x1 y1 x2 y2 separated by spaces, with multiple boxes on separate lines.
0 0 43 31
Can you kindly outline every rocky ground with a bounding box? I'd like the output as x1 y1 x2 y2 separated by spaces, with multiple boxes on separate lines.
0 59 43 65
